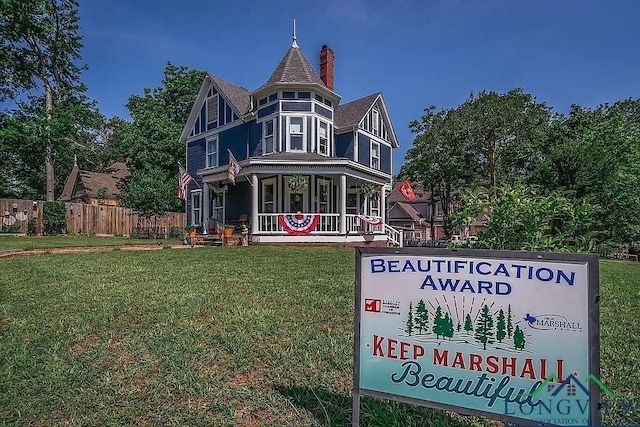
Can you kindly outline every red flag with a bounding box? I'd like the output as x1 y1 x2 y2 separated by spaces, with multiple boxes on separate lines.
396 180 416 202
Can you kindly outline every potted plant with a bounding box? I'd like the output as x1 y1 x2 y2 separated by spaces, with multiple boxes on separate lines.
186 225 197 238
221 224 234 238
360 182 377 199
288 175 309 192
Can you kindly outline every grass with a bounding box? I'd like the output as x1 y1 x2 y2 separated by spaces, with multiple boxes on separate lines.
0 248 638 426
0 235 180 252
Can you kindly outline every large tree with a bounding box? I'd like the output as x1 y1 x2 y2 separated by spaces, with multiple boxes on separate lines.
1 0 89 200
114 63 205 213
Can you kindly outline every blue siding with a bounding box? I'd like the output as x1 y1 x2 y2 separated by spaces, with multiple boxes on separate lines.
258 103 278 118
358 133 370 168
186 138 206 225
381 144 391 174
218 96 225 125
249 121 262 157
219 123 248 161
336 133 354 159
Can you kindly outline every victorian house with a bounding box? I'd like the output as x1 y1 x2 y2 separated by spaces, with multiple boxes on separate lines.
180 33 402 245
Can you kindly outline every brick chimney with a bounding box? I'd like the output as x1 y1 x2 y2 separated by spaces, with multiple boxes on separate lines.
320 44 334 91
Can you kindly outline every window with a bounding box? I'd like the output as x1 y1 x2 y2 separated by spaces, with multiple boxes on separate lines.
318 122 328 155
191 191 202 225
262 179 275 213
264 120 275 154
207 95 218 124
298 92 311 99
371 142 380 170
283 91 296 99
435 203 444 217
317 179 331 213
258 97 267 106
289 117 303 151
206 137 218 167
370 197 380 217
268 93 277 102
212 188 224 224
346 189 358 215
372 109 379 135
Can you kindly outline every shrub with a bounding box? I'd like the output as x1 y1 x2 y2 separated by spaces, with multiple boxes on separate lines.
27 218 38 236
42 202 67 235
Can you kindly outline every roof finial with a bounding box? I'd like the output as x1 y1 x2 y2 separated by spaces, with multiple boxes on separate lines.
292 18 298 48
73 154 77 167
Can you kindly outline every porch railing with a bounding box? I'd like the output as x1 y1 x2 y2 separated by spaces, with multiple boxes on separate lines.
256 213 384 235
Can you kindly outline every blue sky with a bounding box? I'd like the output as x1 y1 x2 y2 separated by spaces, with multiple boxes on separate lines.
79 0 640 173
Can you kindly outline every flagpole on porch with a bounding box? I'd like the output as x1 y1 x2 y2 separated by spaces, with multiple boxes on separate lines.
227 149 253 187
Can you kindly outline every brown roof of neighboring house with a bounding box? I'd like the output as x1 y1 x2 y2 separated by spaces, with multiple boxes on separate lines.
58 162 130 202
391 202 423 222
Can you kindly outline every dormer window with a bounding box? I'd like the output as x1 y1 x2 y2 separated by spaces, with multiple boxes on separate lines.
289 117 304 150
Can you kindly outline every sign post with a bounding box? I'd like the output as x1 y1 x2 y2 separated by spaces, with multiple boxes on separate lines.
353 247 600 426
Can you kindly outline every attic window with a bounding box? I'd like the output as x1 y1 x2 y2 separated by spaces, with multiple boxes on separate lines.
372 109 379 136
207 95 218 124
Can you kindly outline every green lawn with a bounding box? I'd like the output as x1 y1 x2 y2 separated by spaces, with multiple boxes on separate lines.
0 248 638 426
0 235 179 252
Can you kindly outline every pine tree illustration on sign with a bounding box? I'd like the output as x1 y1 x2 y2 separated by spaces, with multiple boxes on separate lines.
496 309 506 343
415 299 428 334
514 325 526 350
405 302 414 336
464 313 474 332
475 304 495 350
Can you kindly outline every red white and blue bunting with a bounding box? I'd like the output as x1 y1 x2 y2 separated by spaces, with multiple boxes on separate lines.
278 214 320 235
357 214 383 226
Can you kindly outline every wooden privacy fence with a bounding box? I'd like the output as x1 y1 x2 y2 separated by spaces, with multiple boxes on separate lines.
1 198 185 237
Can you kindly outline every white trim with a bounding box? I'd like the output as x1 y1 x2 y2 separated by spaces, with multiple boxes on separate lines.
286 116 306 152
318 120 329 156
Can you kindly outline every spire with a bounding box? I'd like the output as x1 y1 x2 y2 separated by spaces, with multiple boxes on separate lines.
73 154 77 167
292 18 298 48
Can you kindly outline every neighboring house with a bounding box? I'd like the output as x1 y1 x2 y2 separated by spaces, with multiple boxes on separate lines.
387 183 445 242
180 33 401 245
387 182 488 242
58 158 130 206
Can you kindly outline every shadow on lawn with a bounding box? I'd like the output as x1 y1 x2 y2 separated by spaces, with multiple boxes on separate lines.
276 385 478 427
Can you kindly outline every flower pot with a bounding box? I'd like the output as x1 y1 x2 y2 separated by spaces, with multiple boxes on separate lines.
223 227 233 238
188 229 196 238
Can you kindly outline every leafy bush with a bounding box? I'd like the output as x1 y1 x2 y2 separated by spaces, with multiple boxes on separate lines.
42 202 67 235
1 225 21 233
27 218 38 236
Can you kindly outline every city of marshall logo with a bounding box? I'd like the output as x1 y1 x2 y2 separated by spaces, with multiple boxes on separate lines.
519 374 627 398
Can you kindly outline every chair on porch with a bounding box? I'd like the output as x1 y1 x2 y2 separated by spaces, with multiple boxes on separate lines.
234 214 249 231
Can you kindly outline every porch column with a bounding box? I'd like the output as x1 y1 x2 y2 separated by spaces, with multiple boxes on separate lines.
380 185 386 223
310 174 316 213
339 174 346 234
202 183 210 226
251 174 258 234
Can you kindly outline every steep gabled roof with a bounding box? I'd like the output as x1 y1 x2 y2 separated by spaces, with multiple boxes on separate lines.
334 93 380 129
209 74 250 115
180 74 251 143
393 202 423 222
335 92 400 147
257 46 326 91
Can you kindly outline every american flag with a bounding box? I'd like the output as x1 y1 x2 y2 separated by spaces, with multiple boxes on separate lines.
227 150 241 185
177 163 194 201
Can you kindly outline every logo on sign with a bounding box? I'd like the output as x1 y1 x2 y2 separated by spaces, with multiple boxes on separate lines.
364 299 381 313
524 313 583 332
